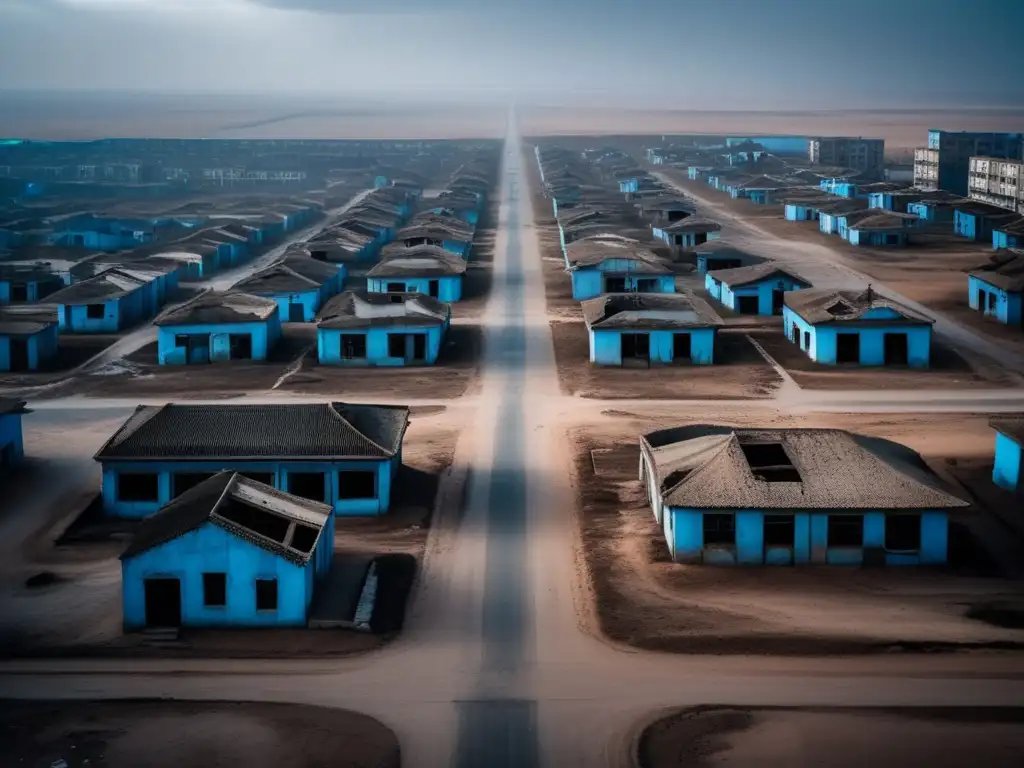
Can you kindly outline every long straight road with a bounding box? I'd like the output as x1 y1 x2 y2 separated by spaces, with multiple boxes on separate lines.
3 115 1024 767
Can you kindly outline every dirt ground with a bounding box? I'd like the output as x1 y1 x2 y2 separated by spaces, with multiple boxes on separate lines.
551 322 780 399
750 328 1023 390
0 406 462 658
638 707 1024 768
570 409 1024 655
0 699 400 768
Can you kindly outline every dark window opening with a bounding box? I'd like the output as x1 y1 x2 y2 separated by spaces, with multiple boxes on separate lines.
605 276 627 293
8 339 28 371
771 289 785 314
764 515 795 547
340 334 366 359
694 232 709 245
621 333 650 359
428 279 440 298
828 514 864 547
174 334 189 348
411 333 427 361
229 333 252 360
290 524 319 554
883 333 909 365
255 578 278 611
289 472 326 502
386 281 405 293
388 333 406 357
86 303 105 319
117 472 159 502
217 498 290 542
672 333 691 361
835 333 860 364
703 513 735 546
885 514 922 552
10 283 28 302
202 572 227 607
736 295 760 314
803 330 810 349
738 440 802 483
173 472 215 497
636 279 657 293
338 470 376 499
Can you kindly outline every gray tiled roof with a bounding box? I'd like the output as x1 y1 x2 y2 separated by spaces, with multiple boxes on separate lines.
318 290 450 330
155 291 278 326
661 217 722 234
367 251 468 278
708 261 810 288
582 292 723 330
44 268 147 305
784 287 933 325
120 471 331 565
95 401 410 461
641 425 970 510
232 265 321 294
968 250 1024 293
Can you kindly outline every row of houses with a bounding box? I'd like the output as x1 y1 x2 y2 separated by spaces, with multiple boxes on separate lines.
148 154 495 368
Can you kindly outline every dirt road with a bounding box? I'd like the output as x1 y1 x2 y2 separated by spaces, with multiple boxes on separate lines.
3 116 1024 767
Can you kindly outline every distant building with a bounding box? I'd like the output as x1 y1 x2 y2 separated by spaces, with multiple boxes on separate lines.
727 136 809 156
0 267 64 304
783 286 934 367
366 247 468 303
809 137 885 179
154 291 282 364
990 417 1024 495
884 164 915 184
94 401 410 518
914 130 1024 195
566 240 675 300
0 397 29 469
120 472 335 629
953 201 1021 242
653 217 722 249
581 292 723 366
968 157 1024 214
706 263 811 315
845 212 920 247
993 220 1024 250
0 309 59 372
639 425 969 565
46 268 155 334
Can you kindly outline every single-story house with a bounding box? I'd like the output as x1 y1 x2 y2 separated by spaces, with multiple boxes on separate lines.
639 424 969 565
317 290 450 366
990 417 1024 495
0 397 29 469
706 262 811 315
783 286 934 367
638 197 694 224
783 197 834 221
730 176 792 204
395 222 473 258
693 243 766 275
954 203 1021 242
120 471 335 629
906 199 963 225
154 291 281 364
0 267 64 304
280 253 346 300
145 245 220 281
233 265 327 323
366 247 468 302
967 249 1024 327
0 309 59 372
94 401 411 518
993 220 1024 250
581 292 723 366
566 240 675 300
845 212 920 247
45 267 153 334
305 230 375 264
653 217 723 248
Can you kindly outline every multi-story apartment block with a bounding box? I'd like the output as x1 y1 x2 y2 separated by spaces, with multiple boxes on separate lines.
968 156 1024 214
914 130 1023 195
809 137 885 179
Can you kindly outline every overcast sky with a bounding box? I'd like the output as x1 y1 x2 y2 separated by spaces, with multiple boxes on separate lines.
1 0 1022 109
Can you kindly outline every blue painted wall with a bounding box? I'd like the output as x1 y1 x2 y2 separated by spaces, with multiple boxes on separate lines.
718 274 807 315
367 275 462 303
661 504 948 566
993 431 1022 493
121 514 334 629
654 228 721 249
157 314 282 364
992 229 1021 249
968 275 1023 326
727 136 809 156
0 276 63 304
317 324 445 366
570 260 675 300
907 201 955 224
58 290 144 334
0 324 59 372
261 289 321 323
783 307 932 367
0 411 25 466
101 457 398 518
848 228 909 247
589 327 716 365
785 203 820 221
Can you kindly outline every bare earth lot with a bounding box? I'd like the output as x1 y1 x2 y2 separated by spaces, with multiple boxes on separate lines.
0 699 400 768
0 406 462 658
638 707 1024 768
570 408 1024 655
551 323 780 399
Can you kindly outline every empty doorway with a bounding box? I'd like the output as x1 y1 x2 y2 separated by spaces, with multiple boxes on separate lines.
229 334 252 360
428 280 440 298
9 338 29 371
10 283 28 302
620 333 650 365
288 302 305 322
883 333 909 365
673 333 691 362
144 578 181 628
604 277 626 293
772 289 785 314
736 295 760 314
411 333 427 362
694 233 708 245
835 333 860 363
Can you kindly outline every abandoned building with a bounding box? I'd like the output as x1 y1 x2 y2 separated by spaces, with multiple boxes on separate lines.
639 424 969 565
968 249 1024 328
154 291 282 364
706 262 811 315
990 417 1024 495
366 247 468 302
566 239 675 300
652 217 723 248
0 308 59 372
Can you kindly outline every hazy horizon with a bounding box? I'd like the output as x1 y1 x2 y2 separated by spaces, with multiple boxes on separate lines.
2 0 1023 110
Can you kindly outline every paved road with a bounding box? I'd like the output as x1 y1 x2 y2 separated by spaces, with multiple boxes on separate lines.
654 170 1024 375
4 118 1024 767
